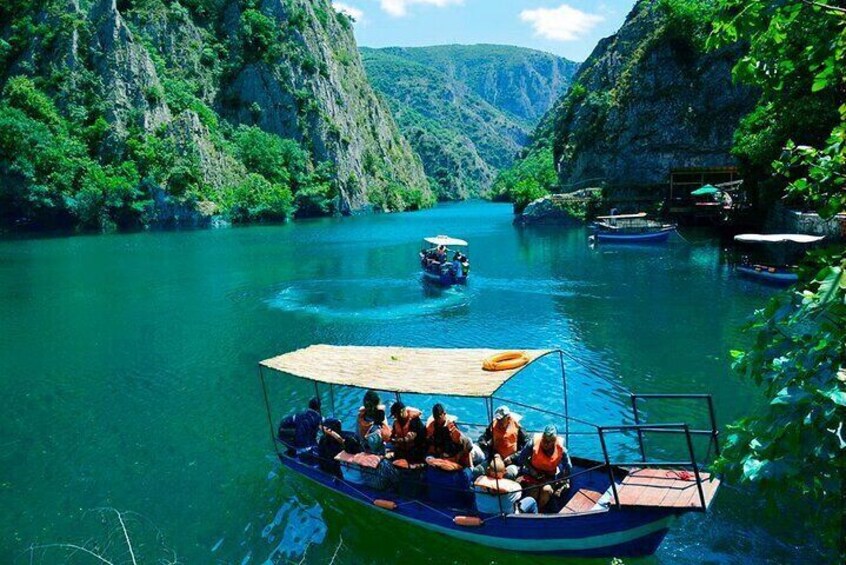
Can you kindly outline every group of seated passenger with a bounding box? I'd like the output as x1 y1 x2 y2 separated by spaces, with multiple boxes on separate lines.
278 391 572 514
419 246 469 276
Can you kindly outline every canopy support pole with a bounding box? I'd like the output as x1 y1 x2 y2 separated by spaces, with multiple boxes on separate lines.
484 396 506 517
329 384 336 418
558 351 569 447
259 365 279 456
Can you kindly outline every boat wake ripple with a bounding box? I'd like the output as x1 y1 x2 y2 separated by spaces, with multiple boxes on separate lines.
265 278 469 321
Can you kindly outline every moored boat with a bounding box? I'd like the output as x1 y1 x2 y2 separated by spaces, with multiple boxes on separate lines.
258 345 721 558
590 213 677 243
420 235 470 285
733 233 825 286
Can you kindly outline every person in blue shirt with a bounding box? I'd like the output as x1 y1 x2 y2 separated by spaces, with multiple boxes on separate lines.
277 397 322 454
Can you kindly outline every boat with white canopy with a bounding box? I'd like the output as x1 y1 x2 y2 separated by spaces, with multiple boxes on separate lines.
590 213 676 243
733 233 825 285
258 345 721 557
419 235 469 285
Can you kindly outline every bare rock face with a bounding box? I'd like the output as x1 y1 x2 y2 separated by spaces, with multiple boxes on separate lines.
220 0 431 213
88 0 171 143
544 0 756 197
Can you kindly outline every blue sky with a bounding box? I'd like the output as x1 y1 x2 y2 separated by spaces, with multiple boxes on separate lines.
332 0 638 61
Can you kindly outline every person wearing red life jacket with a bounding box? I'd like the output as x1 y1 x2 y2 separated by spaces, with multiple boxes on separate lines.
515 424 572 512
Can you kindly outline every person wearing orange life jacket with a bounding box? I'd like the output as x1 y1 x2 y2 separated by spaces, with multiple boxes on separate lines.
357 390 390 444
473 405 527 479
389 401 427 464
426 403 472 468
515 425 573 512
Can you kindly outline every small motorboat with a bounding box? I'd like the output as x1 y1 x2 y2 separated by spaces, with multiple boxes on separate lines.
590 213 676 243
258 345 721 558
733 233 825 286
420 235 469 285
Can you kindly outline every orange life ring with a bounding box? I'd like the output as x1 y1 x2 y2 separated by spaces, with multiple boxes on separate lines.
482 351 530 372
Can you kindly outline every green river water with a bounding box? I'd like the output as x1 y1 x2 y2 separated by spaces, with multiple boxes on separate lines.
0 202 812 563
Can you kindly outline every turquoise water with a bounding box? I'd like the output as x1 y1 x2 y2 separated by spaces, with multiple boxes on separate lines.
0 202 809 563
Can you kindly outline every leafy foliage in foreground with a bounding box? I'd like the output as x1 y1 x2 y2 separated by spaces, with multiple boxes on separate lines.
718 251 846 549
709 0 846 554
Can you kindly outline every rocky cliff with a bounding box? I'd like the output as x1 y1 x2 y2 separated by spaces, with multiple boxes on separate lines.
0 0 431 230
362 45 577 200
537 0 756 197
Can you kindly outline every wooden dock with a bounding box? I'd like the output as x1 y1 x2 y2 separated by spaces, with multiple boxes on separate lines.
615 468 720 509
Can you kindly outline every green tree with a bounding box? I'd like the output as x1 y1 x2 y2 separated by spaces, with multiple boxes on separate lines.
491 147 558 212
220 173 293 223
710 1 846 555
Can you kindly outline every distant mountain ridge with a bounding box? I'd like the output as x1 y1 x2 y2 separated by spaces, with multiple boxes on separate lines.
361 44 578 200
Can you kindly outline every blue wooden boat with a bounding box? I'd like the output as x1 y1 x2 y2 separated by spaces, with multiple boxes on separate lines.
736 264 799 286
733 233 825 287
420 235 469 286
258 345 721 558
590 213 676 244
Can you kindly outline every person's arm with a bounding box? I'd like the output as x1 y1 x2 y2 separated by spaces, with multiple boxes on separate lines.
514 443 533 469
279 414 296 429
477 424 493 449
516 427 528 451
558 449 573 478
322 426 345 446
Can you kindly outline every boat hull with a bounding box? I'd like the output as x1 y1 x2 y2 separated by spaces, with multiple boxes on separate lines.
594 229 673 243
279 455 678 557
422 269 468 286
737 265 798 286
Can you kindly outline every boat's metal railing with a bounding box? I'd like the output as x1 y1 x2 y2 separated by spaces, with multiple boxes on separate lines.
596 422 710 511
629 393 721 463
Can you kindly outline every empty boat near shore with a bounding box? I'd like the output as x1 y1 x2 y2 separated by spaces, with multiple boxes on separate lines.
590 213 677 243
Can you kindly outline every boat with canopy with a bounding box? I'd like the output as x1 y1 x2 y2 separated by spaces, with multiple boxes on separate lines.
590 213 676 243
258 345 721 557
419 235 469 285
733 233 825 285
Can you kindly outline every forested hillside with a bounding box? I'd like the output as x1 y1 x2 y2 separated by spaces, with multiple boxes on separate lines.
362 45 577 200
0 0 432 231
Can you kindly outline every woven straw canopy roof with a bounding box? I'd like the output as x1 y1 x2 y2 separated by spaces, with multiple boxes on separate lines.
260 345 554 397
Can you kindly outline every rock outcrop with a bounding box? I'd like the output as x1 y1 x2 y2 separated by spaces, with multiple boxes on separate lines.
0 0 431 229
221 0 430 213
538 0 756 198
514 189 601 225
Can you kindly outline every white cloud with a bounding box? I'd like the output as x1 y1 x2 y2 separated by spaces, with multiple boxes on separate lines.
520 4 604 41
379 0 464 18
333 2 365 22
